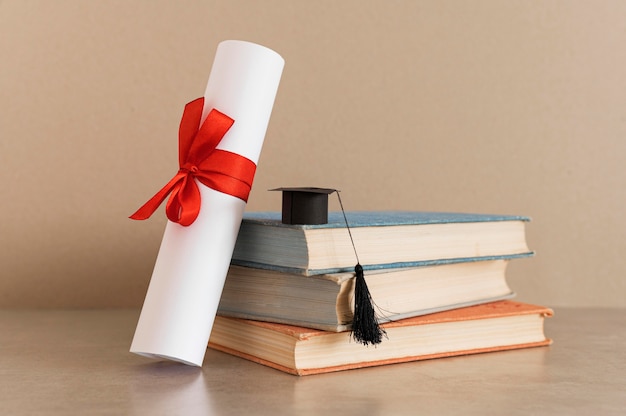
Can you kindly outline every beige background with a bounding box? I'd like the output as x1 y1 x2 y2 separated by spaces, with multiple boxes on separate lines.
1 1 624 308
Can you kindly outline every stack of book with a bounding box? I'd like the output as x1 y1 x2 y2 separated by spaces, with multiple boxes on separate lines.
209 211 553 375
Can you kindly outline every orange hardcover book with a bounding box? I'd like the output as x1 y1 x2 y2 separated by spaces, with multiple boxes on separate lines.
208 300 553 376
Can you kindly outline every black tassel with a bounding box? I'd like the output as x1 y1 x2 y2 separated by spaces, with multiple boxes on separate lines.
334 190 387 346
351 263 386 346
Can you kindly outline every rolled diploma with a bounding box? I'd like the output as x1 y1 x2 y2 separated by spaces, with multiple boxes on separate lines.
130 40 284 366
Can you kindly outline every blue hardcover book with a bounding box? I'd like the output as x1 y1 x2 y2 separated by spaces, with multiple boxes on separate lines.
218 258 526 332
232 211 533 276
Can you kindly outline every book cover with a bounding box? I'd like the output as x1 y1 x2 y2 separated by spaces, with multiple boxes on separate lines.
232 211 533 275
240 211 531 229
217 256 530 331
208 300 553 376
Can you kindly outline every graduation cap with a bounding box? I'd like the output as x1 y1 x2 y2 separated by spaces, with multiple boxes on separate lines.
270 186 387 346
270 187 337 225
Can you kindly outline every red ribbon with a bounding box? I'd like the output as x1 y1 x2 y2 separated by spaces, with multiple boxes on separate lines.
130 97 256 226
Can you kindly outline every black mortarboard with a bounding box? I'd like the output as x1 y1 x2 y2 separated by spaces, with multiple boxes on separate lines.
270 187 337 225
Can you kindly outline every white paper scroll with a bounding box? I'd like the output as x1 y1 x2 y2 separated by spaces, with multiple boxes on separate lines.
130 40 284 366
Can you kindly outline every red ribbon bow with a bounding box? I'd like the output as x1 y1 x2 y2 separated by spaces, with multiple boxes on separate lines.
130 97 256 226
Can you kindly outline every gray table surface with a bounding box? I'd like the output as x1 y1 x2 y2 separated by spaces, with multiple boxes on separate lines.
1 307 624 415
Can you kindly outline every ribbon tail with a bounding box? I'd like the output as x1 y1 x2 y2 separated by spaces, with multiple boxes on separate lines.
129 173 186 221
